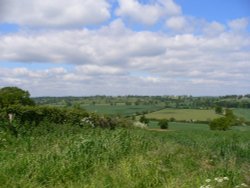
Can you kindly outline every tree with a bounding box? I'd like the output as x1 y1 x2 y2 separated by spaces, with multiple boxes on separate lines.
0 87 34 108
215 106 223 114
209 109 238 131
209 117 231 131
158 119 168 129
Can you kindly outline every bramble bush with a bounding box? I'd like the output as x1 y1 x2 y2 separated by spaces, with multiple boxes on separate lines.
0 105 131 136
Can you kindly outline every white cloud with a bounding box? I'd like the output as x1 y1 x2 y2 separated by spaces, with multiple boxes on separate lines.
0 15 250 96
75 64 124 75
0 0 111 28
203 21 225 36
166 16 187 31
116 0 181 25
228 18 249 32
0 20 167 65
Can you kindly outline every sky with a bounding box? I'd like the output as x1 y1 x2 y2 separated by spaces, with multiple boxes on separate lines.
0 0 249 96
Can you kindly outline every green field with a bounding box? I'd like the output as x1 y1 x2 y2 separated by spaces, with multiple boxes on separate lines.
233 108 250 121
0 124 249 187
145 108 223 121
82 104 164 116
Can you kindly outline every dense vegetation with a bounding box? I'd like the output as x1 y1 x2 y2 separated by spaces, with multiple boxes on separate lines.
0 124 249 187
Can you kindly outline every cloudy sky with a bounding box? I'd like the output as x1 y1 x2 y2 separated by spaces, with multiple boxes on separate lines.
0 0 249 96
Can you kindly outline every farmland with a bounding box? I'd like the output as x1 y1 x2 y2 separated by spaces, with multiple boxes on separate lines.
145 108 223 121
233 108 250 121
82 104 164 116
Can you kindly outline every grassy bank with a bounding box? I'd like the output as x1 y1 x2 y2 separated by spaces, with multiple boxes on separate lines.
0 125 249 187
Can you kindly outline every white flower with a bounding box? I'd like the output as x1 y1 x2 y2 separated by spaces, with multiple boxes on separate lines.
200 185 205 188
223 177 229 181
215 177 223 183
206 179 211 183
218 178 223 183
241 183 248 187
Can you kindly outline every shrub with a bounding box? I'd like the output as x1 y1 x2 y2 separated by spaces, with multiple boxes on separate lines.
158 119 168 129
139 115 149 124
209 117 231 131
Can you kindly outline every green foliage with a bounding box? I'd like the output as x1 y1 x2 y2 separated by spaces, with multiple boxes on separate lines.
0 126 249 187
209 110 240 131
215 106 223 114
209 117 232 131
158 119 169 129
0 104 133 136
0 87 34 108
139 115 149 124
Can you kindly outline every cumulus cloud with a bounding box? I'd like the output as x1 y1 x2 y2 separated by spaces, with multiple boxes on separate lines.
203 21 225 36
0 0 111 28
116 0 181 25
228 17 249 32
166 16 187 31
0 1 249 96
0 19 250 95
0 20 167 65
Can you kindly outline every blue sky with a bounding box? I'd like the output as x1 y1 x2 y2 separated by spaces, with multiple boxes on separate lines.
0 0 249 96
176 0 250 22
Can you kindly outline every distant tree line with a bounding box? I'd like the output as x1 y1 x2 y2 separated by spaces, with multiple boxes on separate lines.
33 95 250 109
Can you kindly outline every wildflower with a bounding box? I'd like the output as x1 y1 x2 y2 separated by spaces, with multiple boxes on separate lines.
223 177 229 181
241 183 248 187
206 179 211 183
200 185 205 188
217 178 223 183
215 177 223 183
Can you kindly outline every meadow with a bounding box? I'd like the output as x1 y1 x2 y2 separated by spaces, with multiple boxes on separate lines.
233 108 250 121
0 124 249 188
145 108 223 121
82 104 164 116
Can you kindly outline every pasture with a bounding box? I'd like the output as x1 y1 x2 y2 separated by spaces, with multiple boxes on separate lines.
233 108 250 121
0 124 249 188
82 104 164 116
145 108 223 121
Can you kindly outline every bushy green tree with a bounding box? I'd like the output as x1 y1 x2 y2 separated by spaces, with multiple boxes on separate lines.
210 109 238 130
158 119 168 129
209 117 231 131
0 87 34 108
215 106 223 114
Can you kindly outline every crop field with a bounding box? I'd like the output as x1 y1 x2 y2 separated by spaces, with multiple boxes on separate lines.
145 108 223 121
82 104 164 116
233 108 250 121
0 124 249 188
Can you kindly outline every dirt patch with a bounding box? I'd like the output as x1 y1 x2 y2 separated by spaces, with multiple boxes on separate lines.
147 128 173 132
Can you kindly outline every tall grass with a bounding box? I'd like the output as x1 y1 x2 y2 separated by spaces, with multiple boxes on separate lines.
0 124 249 187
